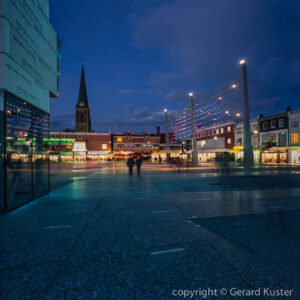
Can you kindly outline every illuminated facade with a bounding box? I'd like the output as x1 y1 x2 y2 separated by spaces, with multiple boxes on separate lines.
112 132 160 157
49 132 111 162
0 0 61 212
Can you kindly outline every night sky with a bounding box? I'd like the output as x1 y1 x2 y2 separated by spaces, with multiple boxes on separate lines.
49 0 300 134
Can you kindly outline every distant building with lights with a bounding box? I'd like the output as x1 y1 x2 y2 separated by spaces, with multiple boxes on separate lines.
49 132 111 162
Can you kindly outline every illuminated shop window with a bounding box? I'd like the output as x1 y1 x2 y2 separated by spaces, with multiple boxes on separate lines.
102 144 107 150
291 133 299 144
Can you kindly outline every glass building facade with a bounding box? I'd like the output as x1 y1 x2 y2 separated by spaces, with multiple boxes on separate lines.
0 92 50 212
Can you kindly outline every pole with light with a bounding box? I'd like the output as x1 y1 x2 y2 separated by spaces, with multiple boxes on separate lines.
164 109 171 161
189 92 198 164
240 59 254 167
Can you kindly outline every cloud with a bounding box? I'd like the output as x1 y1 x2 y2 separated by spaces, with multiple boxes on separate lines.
131 0 300 115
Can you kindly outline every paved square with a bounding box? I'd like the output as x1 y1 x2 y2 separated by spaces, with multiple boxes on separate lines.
1 162 300 299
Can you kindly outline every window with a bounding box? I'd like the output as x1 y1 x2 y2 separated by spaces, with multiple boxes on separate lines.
227 138 232 144
221 128 224 133
77 135 82 140
271 120 276 129
64 134 69 138
216 129 219 134
291 133 299 144
227 126 231 132
263 122 268 130
278 132 286 146
279 119 284 128
292 120 299 128
102 144 107 150
51 134 56 138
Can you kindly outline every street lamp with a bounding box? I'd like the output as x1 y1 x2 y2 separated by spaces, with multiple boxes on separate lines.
164 108 170 161
182 141 186 154
240 59 254 167
189 92 198 164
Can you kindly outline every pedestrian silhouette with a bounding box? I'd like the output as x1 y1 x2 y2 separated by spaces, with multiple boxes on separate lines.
136 156 143 176
127 157 135 177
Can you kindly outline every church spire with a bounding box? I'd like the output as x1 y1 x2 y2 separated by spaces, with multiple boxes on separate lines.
77 64 88 107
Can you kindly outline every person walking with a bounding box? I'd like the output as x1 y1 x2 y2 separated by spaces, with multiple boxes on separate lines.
136 156 143 176
127 156 135 177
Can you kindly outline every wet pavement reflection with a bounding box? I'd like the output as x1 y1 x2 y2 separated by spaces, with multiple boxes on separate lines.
1 161 300 299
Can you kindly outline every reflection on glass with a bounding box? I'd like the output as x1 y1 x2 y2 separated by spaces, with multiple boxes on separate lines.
0 92 4 210
32 109 50 198
4 93 50 210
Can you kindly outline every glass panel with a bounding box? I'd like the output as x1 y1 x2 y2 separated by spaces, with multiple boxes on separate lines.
0 92 5 211
32 109 50 198
5 94 32 209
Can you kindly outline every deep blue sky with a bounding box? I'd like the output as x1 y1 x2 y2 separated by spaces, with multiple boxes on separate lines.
49 0 300 134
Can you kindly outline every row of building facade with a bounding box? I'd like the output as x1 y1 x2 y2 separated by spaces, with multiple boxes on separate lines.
47 107 300 165
196 107 300 164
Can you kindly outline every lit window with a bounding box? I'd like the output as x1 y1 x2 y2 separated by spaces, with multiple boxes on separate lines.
216 129 219 134
291 133 299 144
227 126 231 132
221 128 224 133
117 137 123 143
102 144 107 150
227 138 232 144
271 120 276 129
279 119 284 128
263 122 268 130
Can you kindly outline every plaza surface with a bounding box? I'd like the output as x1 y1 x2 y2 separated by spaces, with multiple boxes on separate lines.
1 162 300 299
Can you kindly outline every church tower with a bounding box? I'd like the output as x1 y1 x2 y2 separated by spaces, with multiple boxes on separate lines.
75 65 91 132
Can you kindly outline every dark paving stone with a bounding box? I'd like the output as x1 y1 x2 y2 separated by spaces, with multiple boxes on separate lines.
46 242 249 299
194 211 300 281
71 220 205 257
0 262 61 300
152 174 300 193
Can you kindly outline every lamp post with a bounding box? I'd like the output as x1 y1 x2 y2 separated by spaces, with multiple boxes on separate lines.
164 109 170 161
181 141 185 154
240 59 254 167
189 92 198 164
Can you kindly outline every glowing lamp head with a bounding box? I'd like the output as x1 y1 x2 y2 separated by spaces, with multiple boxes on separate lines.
189 92 194 97
218 96 222 101
225 110 229 115
240 59 246 65
232 84 237 89
253 130 258 134
164 108 168 113
214 136 218 140
236 112 241 117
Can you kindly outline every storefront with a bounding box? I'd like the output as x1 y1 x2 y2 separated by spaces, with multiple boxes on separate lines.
231 146 260 163
261 149 288 164
290 149 300 164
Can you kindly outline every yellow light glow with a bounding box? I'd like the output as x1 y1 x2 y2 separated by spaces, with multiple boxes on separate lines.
236 112 241 117
164 108 168 113
214 136 218 140
189 92 194 97
218 96 222 101
225 110 229 115
232 84 237 89
240 59 246 65
253 130 258 134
